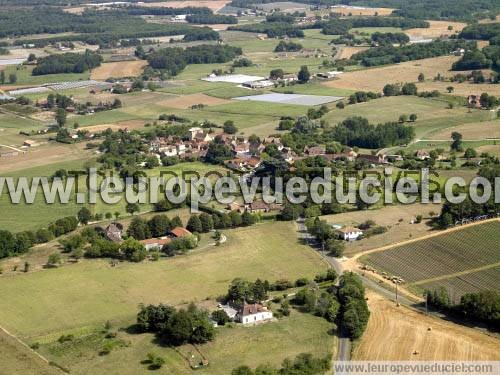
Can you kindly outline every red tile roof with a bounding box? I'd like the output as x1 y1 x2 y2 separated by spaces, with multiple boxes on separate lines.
170 227 192 238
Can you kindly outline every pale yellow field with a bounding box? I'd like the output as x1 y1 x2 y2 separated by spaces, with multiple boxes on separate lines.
157 93 231 109
80 119 148 133
338 46 369 59
140 0 230 11
405 20 466 39
330 6 394 16
429 120 500 140
353 292 500 360
90 60 147 80
323 56 500 95
476 144 500 156
417 79 500 96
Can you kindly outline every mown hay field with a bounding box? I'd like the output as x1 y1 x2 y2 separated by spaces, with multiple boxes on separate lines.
90 61 147 80
405 20 466 39
361 221 500 298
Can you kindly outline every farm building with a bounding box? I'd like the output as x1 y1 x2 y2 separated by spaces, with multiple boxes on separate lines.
23 140 38 147
140 237 171 250
316 71 343 79
236 302 273 325
242 80 275 89
336 226 363 241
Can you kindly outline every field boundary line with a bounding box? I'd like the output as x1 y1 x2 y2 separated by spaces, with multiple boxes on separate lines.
352 218 500 261
0 324 62 372
410 262 500 286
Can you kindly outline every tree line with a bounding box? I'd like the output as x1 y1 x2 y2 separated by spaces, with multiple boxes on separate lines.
426 287 499 330
186 14 238 24
228 22 304 38
316 16 429 35
350 39 476 67
147 44 242 76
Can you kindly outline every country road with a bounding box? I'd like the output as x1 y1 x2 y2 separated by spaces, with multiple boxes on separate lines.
296 218 352 362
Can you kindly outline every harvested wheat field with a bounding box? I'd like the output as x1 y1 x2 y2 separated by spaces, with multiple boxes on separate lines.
330 6 394 16
405 20 466 39
417 79 500 96
140 0 230 11
323 56 460 92
429 120 500 140
90 60 147 80
338 46 369 59
353 292 500 360
158 93 231 109
82 119 147 133
476 144 500 156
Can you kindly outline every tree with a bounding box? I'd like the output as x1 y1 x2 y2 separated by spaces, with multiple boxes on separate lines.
451 131 463 151
401 82 417 95
47 252 62 267
8 73 16 84
0 71 5 84
27 53 36 62
399 114 408 123
199 213 214 232
148 215 171 237
280 299 291 316
171 216 183 228
269 68 284 79
409 113 417 122
126 202 140 215
24 261 30 273
55 108 67 127
417 72 425 82
127 217 151 240
77 207 92 225
446 86 454 93
211 309 230 325
325 238 345 257
187 215 203 233
223 120 237 134
297 65 310 83
464 147 477 159
241 211 255 226
121 238 147 262
232 366 254 375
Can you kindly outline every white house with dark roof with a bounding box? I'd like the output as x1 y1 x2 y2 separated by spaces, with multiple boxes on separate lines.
237 302 273 325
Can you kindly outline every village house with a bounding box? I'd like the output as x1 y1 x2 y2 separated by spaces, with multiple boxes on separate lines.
233 142 251 156
237 302 273 325
467 95 482 109
415 150 430 160
170 227 192 238
104 223 123 242
357 153 386 165
336 226 363 241
226 202 245 213
249 201 271 213
304 145 326 156
140 237 171 251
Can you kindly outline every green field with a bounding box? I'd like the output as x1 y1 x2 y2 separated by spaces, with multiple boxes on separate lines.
321 96 491 139
361 221 500 300
35 310 334 374
0 221 328 339
1 65 90 86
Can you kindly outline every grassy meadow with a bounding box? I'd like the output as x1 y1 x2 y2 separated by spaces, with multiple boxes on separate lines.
0 221 328 339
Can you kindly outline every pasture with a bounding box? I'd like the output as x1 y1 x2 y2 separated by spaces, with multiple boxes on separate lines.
323 203 440 257
428 120 500 140
361 221 500 300
0 221 328 339
0 66 90 88
353 291 500 360
36 311 334 374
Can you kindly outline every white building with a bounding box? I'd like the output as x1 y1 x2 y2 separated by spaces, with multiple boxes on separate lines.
336 226 363 241
237 302 273 325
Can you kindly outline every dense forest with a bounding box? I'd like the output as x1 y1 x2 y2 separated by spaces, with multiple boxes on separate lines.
1 9 214 47
186 14 238 24
316 16 429 35
350 39 476 67
228 22 304 38
32 50 102 75
147 45 242 76
228 0 499 21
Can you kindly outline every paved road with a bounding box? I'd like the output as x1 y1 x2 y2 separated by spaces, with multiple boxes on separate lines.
296 219 352 362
